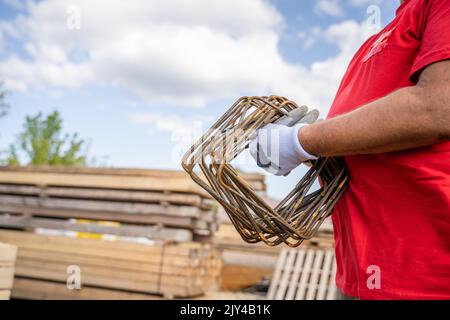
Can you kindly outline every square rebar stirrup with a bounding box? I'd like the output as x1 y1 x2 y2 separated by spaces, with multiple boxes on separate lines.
181 96 349 247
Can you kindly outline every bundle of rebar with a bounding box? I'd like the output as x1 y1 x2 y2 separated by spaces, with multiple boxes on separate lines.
181 96 348 247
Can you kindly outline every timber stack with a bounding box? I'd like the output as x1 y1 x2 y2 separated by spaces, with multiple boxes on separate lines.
0 166 265 240
0 166 219 239
0 242 17 300
0 230 221 299
0 166 266 299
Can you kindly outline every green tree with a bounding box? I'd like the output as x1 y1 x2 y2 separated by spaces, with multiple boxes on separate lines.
6 111 87 166
0 83 8 118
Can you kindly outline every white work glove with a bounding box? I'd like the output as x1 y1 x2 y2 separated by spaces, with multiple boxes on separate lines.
249 123 318 176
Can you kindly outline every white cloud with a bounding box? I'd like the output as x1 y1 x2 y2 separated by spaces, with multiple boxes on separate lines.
314 0 343 17
131 111 215 164
348 0 383 7
0 0 376 115
131 112 212 137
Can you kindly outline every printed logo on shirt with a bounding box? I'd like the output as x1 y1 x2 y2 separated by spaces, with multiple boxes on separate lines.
362 27 396 63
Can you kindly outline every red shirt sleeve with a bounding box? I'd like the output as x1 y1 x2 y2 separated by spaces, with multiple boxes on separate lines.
410 0 450 82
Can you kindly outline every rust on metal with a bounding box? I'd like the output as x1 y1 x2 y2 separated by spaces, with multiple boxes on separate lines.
182 96 348 247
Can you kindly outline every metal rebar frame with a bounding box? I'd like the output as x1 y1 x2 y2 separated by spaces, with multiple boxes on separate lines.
181 96 349 247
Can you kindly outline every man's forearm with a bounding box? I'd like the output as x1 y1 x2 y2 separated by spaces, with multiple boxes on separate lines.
300 83 450 157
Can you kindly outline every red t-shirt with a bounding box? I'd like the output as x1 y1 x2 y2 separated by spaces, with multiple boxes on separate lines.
327 0 450 299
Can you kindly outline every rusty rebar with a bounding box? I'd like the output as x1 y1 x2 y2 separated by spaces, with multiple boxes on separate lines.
181 96 348 247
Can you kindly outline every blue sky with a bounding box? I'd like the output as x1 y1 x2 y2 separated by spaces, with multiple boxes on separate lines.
0 0 399 198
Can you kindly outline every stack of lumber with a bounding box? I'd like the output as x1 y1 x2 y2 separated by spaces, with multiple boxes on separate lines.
0 166 266 240
0 230 221 299
267 248 337 300
0 166 221 240
0 242 17 300
213 222 334 290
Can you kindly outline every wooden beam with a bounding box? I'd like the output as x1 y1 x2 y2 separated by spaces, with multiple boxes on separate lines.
0 195 208 218
0 215 193 242
0 166 265 182
12 278 162 300
0 184 209 209
0 167 265 192
0 171 208 195
0 206 210 230
0 230 205 257
0 289 10 300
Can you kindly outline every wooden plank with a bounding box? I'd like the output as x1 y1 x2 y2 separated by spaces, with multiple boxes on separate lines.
0 242 16 292
14 260 205 286
0 242 17 263
0 195 207 218
295 249 315 300
285 250 306 300
0 230 207 258
0 167 265 192
16 250 205 275
14 263 205 296
17 248 206 270
14 266 203 296
221 250 278 269
0 266 15 289
12 278 162 300
0 206 209 230
0 184 209 209
0 166 197 178
15 242 220 272
0 171 206 195
316 249 334 300
267 249 288 300
306 250 324 300
0 215 193 242
274 249 296 300
0 289 10 300
326 258 337 300
0 166 265 183
0 244 205 270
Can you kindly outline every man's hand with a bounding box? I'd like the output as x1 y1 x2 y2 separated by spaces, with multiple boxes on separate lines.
249 123 317 176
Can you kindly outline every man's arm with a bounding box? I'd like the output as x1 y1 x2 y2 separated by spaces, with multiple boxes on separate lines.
300 60 450 157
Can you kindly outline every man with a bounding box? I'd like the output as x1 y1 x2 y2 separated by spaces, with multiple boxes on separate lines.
251 0 450 299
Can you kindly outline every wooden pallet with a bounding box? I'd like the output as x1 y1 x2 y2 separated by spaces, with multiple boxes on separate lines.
0 230 221 299
267 248 337 300
0 242 17 300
